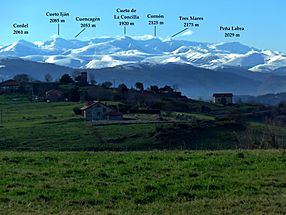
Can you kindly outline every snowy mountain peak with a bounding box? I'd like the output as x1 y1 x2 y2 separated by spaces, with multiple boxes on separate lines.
213 42 256 54
0 39 43 57
9 39 37 49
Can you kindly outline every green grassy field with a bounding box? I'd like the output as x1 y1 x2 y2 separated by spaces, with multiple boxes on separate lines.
0 150 285 214
0 95 157 151
0 95 240 151
1 94 286 151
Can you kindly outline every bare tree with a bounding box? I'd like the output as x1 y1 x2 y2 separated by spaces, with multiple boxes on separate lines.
44 73 53 82
135 82 144 92
173 84 179 92
72 71 80 80
234 121 280 150
101 81 112 88
13 74 32 83
89 73 96 85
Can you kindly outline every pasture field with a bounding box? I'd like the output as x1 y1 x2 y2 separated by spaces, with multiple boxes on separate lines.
0 150 285 214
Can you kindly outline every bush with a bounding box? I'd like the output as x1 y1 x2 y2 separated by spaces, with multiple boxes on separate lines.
69 87 80 102
113 95 122 101
73 107 82 115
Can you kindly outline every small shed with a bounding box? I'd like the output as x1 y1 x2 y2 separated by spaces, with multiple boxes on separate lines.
213 93 233 105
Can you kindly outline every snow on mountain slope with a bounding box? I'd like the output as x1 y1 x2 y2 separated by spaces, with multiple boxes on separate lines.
211 42 256 54
42 38 89 52
249 51 286 72
45 55 84 68
0 40 47 57
0 36 285 73
70 42 121 55
86 55 131 69
225 51 267 68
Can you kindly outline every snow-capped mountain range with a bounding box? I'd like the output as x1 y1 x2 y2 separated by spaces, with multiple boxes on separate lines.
1 36 286 73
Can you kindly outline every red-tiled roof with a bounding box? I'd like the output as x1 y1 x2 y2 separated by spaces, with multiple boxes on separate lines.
1 80 19 87
107 111 123 116
80 101 107 111
46 89 63 97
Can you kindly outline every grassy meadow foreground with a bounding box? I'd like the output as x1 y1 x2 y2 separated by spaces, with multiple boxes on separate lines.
0 150 286 214
1 95 286 214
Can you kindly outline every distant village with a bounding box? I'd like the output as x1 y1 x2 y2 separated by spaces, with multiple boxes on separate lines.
0 72 234 122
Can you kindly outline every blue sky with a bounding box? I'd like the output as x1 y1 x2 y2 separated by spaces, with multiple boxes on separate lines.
1 0 285 52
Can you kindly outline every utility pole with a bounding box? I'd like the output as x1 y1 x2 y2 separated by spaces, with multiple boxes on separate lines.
113 79 116 92
0 80 4 125
0 104 3 125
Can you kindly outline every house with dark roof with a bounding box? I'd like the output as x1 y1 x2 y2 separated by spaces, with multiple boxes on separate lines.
45 89 64 102
80 101 123 121
158 85 182 97
0 80 20 93
213 93 233 105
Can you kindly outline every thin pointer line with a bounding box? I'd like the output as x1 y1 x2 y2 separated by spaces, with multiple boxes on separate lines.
75 28 86 38
171 28 188 38
58 24 60 35
154 26 157 37
124 26 127 35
